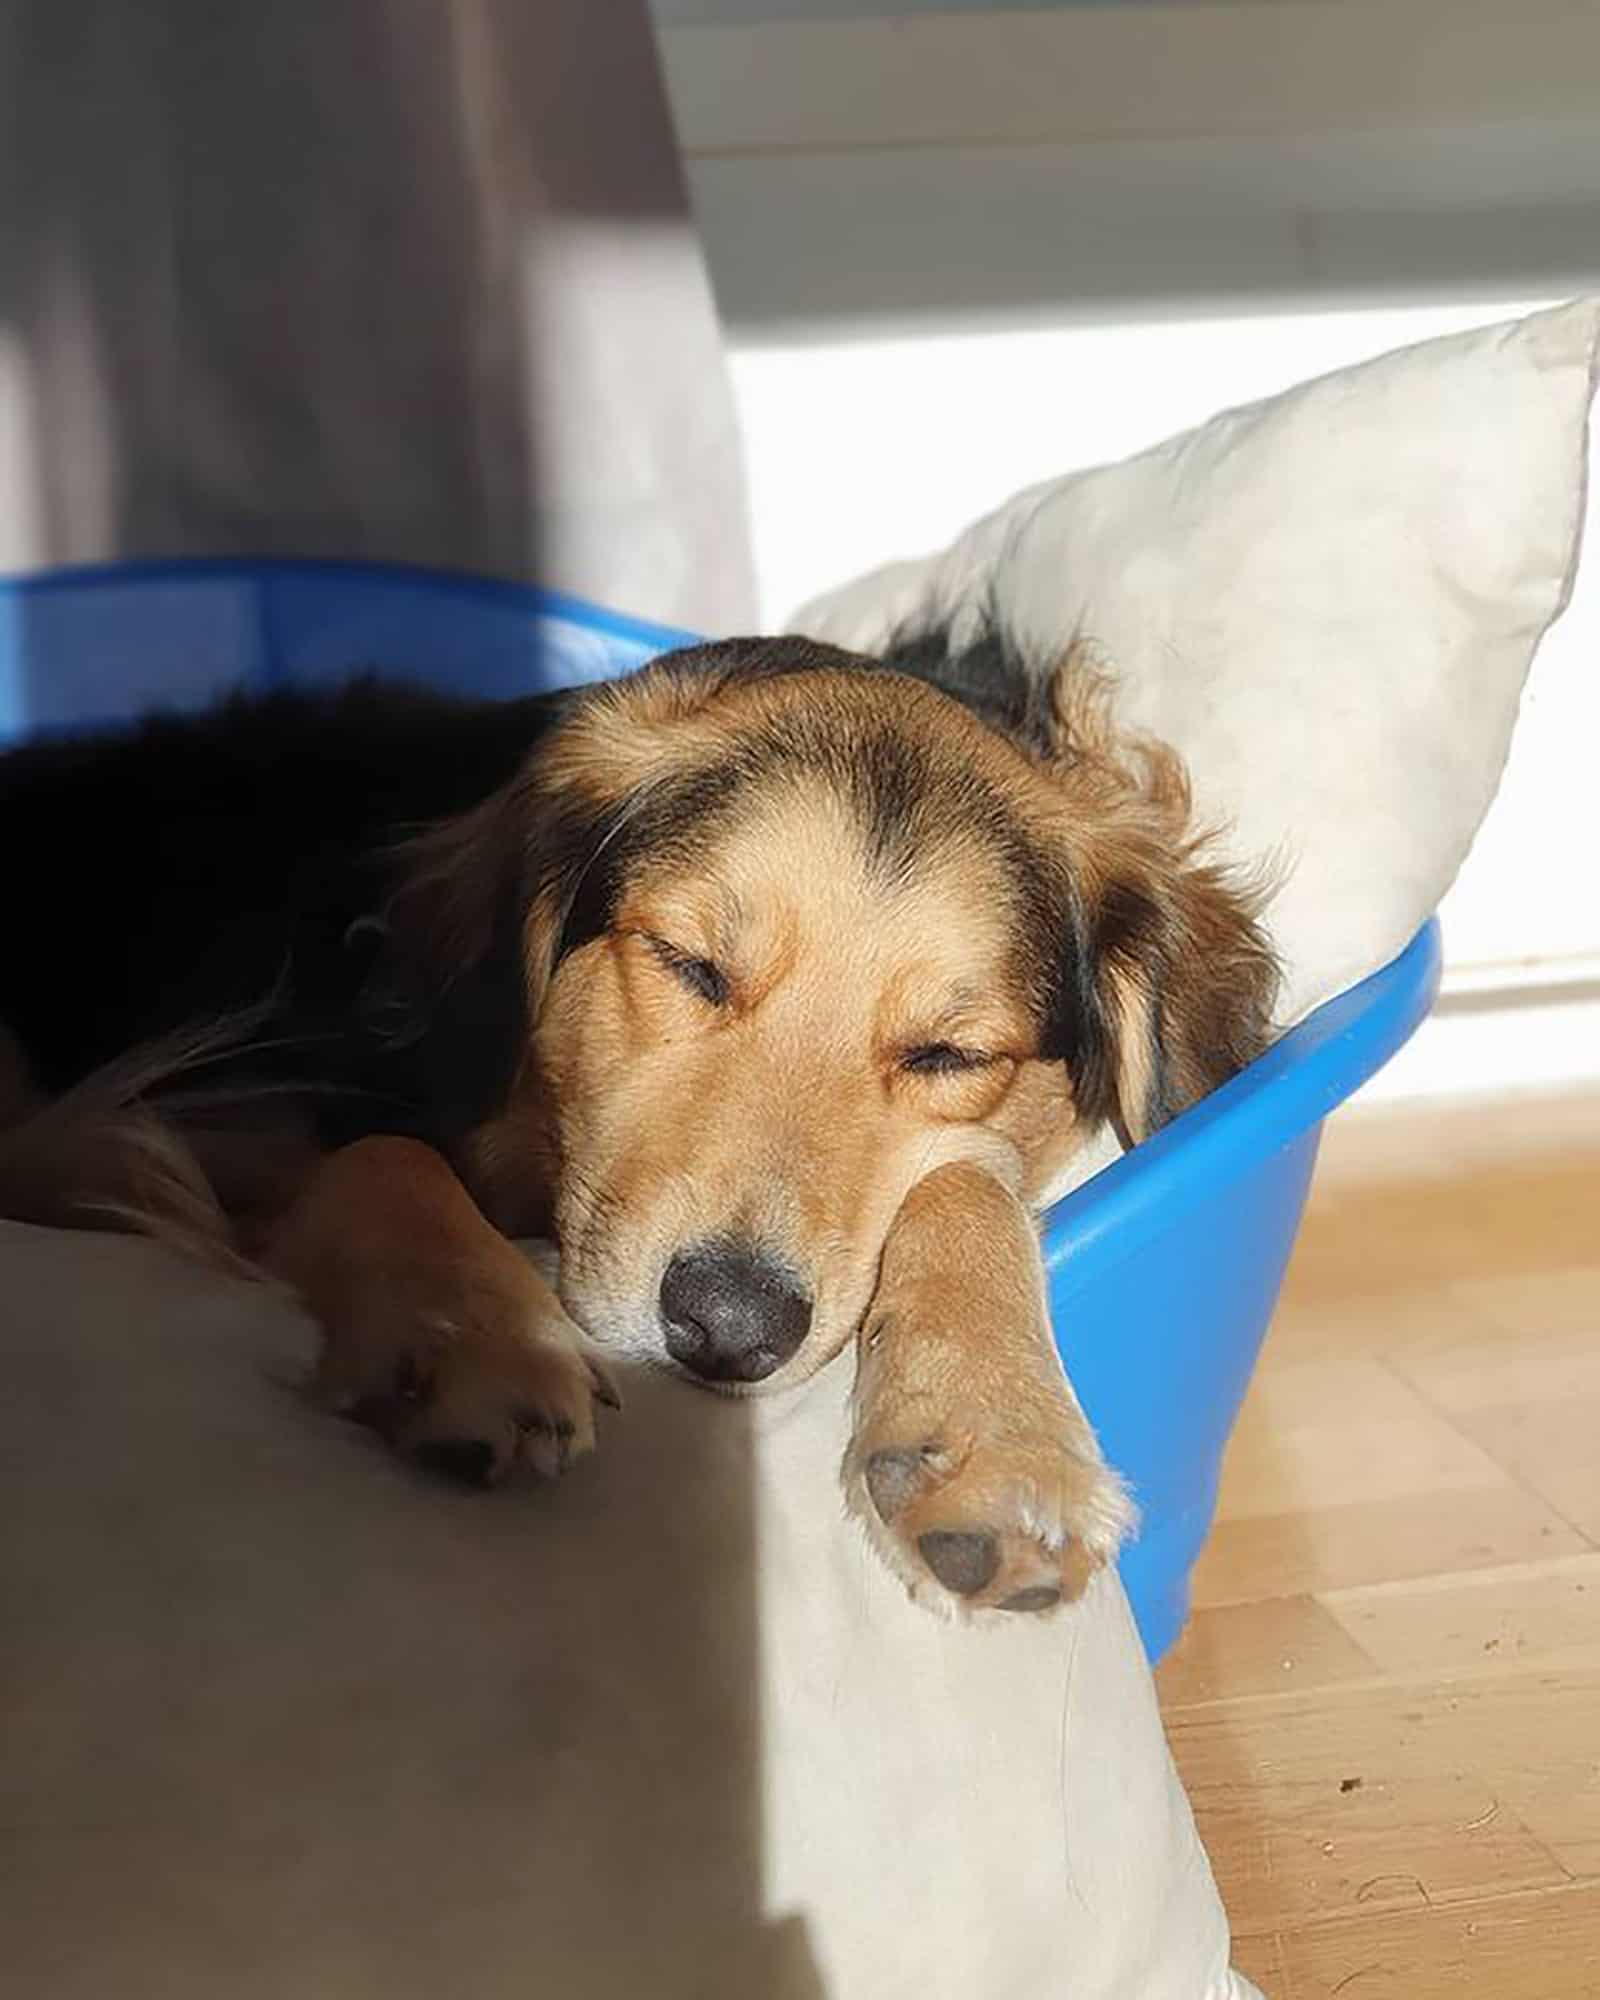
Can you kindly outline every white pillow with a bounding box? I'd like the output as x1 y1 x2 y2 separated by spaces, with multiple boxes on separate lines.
0 1221 1254 2000
793 300 1600 1024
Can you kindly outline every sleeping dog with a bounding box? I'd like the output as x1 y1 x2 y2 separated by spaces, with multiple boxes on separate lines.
0 627 1276 1616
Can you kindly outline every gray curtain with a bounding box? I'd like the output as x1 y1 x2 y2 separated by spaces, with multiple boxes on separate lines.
0 0 756 635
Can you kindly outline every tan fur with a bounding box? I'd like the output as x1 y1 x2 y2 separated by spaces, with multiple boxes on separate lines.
1042 646 1278 1142
845 1159 1133 1617
264 1136 616 1483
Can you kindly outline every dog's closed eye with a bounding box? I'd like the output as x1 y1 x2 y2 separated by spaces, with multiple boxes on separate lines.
642 934 730 1007
899 1042 992 1077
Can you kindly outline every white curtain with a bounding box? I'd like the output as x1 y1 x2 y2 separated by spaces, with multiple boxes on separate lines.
0 0 756 636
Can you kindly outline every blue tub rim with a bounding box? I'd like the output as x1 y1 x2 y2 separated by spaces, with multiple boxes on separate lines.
0 553 699 660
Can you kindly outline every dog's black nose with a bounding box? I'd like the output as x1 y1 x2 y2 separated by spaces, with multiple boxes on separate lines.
660 1242 813 1383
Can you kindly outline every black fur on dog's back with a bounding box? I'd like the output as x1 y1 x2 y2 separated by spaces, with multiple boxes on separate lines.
0 679 571 1143
878 615 1061 763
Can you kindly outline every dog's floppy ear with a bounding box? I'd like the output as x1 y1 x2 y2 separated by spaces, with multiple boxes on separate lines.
1045 798 1277 1148
354 774 613 1141
1074 853 1278 1147
1034 659 1279 1148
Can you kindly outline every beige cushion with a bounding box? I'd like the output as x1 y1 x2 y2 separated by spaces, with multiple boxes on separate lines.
0 1222 1253 1999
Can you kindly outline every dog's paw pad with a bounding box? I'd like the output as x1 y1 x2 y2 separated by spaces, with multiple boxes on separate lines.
848 1411 1132 1617
866 1444 937 1521
998 1583 1063 1614
916 1528 1000 1597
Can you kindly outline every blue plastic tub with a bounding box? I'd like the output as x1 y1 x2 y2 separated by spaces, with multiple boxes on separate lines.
0 557 689 742
0 558 1439 1658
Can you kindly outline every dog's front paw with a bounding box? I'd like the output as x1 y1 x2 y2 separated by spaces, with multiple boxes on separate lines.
845 1335 1133 1616
313 1291 619 1489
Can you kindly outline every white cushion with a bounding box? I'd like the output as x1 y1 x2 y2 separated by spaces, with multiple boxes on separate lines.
794 300 1600 1024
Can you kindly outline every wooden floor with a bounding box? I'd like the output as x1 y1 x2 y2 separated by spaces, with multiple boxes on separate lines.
1155 1086 1600 2000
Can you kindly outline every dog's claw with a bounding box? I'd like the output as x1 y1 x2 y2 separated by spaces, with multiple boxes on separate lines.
588 1360 623 1411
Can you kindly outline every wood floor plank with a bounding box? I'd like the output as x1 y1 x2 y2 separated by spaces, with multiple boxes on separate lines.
1386 1307 1600 1544
1448 1395 1600 1544
1311 1088 1600 1190
1162 1089 1600 1990
1190 1485 1587 1609
1403 1664 1600 1881
1229 1930 1286 1995
1165 1679 1570 1933
1156 1594 1378 1707
1262 1285 1500 1364
1320 1553 1600 1680
1274 1879 1600 2000
1420 1272 1600 1367
1212 1399 1537 1524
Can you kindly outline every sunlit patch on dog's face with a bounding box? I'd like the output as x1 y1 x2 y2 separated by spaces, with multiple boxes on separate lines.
534 748 1064 1389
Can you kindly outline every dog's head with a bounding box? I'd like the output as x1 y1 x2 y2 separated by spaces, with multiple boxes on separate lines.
373 636 1276 1388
